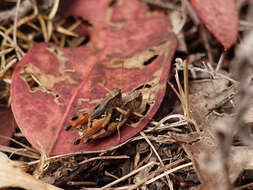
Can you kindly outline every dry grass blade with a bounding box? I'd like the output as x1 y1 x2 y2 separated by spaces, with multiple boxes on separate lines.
128 158 187 190
13 0 21 46
4 1 38 36
56 25 79 37
150 114 198 133
0 145 39 159
49 0 60 20
0 135 38 153
47 20 53 41
200 26 214 66
33 143 48 179
146 162 193 185
183 59 200 132
140 132 174 190
79 155 130 165
0 30 24 58
101 161 159 189
0 58 17 78
215 51 225 71
174 0 187 35
238 182 253 190
0 47 14 56
38 14 48 42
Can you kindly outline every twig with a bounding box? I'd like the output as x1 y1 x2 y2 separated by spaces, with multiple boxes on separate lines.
101 161 159 189
200 25 214 66
48 0 60 20
174 0 187 35
216 51 225 72
13 0 21 41
238 182 253 190
128 158 187 190
184 0 200 25
0 145 39 159
0 0 32 25
145 162 193 185
183 60 190 118
140 132 174 190
0 30 24 57
0 135 38 154
79 155 129 165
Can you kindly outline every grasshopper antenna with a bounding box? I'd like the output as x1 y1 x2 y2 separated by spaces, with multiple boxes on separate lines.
98 83 114 96
120 61 124 90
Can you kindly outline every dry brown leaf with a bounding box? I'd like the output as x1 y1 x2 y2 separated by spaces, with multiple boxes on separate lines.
182 121 253 190
0 152 62 190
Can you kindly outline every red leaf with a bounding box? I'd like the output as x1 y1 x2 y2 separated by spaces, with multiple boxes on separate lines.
11 0 177 155
191 0 238 49
0 108 14 146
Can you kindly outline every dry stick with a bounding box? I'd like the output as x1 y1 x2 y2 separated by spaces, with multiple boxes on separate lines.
48 0 60 20
13 0 22 60
101 161 159 189
79 155 129 165
3 0 38 39
215 51 225 72
33 143 48 179
82 187 130 190
105 170 119 180
183 60 190 120
128 158 187 190
157 114 197 131
146 162 193 185
0 58 16 78
68 181 97 186
174 0 187 35
238 182 253 190
47 20 53 42
167 82 184 105
0 30 24 57
4 12 37 36
28 153 128 166
140 132 174 190
0 48 14 56
56 25 79 37
0 145 39 159
188 65 238 84
200 25 214 67
38 14 48 42
0 0 32 25
183 0 200 25
183 60 200 132
0 135 38 154
175 69 185 104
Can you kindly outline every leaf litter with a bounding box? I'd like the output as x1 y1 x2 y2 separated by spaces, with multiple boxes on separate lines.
1 0 253 190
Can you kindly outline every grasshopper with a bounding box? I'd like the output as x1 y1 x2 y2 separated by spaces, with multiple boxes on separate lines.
65 88 143 144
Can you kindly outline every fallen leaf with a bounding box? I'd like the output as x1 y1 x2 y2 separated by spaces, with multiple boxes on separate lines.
0 108 15 146
0 152 62 190
11 0 177 155
184 131 253 190
176 74 253 189
190 0 238 49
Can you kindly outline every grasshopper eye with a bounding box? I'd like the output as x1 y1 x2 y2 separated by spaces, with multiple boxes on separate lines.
94 104 99 110
71 115 78 121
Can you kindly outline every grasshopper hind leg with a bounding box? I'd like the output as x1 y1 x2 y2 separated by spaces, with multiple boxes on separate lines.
64 113 89 131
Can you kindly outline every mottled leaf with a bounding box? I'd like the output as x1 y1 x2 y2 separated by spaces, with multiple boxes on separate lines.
11 0 177 155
